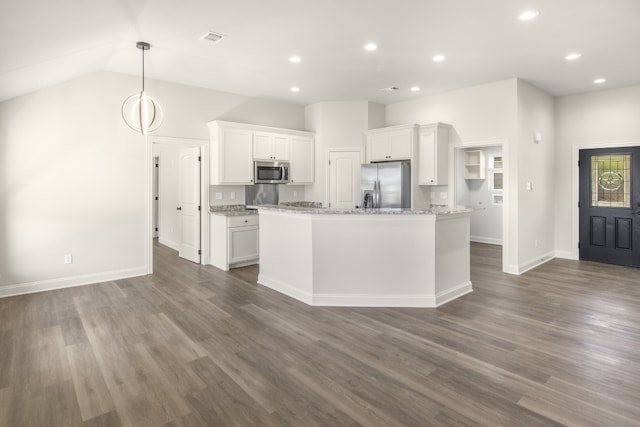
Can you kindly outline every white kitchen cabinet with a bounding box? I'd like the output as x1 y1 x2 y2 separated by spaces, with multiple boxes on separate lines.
209 122 254 185
210 214 259 271
289 135 314 184
208 120 314 186
253 132 290 160
418 123 451 185
463 150 486 179
365 125 415 162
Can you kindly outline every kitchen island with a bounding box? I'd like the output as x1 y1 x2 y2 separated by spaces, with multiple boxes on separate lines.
254 205 472 307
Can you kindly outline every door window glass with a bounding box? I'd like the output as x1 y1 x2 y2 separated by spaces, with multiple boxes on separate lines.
591 154 631 208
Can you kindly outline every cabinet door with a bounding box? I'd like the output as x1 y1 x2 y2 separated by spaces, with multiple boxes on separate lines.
273 134 290 160
228 226 259 263
290 136 314 184
389 129 412 160
419 130 437 185
253 132 273 160
367 134 390 162
220 129 253 184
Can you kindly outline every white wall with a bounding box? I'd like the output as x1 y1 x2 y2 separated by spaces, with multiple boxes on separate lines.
0 70 305 296
385 79 519 271
554 84 640 257
304 101 371 204
515 80 556 270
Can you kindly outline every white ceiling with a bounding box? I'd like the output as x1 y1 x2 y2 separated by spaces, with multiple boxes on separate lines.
2 0 640 105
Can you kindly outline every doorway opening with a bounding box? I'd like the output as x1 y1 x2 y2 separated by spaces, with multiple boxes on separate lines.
451 139 509 273
146 137 209 274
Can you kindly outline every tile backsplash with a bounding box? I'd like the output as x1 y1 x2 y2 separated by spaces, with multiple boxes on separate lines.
209 184 307 206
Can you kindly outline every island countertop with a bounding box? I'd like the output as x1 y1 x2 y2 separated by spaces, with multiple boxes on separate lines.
249 204 472 216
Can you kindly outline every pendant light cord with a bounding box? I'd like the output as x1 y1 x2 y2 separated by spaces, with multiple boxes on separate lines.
141 45 145 92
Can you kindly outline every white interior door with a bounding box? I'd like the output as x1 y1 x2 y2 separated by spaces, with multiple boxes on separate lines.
178 147 201 263
328 151 361 209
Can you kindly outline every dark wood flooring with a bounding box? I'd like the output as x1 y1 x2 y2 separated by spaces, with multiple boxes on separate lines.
1 242 640 426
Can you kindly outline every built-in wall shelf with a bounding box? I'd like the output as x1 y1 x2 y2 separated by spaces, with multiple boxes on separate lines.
464 150 486 179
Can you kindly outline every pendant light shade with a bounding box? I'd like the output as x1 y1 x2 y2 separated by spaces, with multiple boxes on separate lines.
122 41 163 135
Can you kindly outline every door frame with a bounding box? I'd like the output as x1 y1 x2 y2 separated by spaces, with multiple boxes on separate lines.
145 136 209 274
324 147 364 208
571 140 640 261
449 138 510 274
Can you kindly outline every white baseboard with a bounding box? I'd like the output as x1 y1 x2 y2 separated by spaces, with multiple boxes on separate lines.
0 266 148 298
258 274 472 308
158 237 179 251
311 293 438 307
517 251 555 274
258 274 313 305
555 250 578 260
435 281 473 306
470 236 503 245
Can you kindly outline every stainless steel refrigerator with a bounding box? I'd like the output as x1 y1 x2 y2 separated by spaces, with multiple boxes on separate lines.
360 161 411 208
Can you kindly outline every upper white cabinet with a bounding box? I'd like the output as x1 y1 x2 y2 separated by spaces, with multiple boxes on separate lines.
209 122 254 185
463 150 486 179
253 132 290 161
289 136 315 184
365 125 415 162
418 123 451 186
208 120 315 186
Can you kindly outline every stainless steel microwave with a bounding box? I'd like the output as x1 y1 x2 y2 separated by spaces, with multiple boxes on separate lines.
254 161 290 184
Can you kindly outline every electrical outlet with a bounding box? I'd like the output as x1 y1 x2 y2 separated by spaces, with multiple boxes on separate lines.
64 254 73 264
215 192 223 200
534 239 539 248
230 191 236 200
293 190 298 197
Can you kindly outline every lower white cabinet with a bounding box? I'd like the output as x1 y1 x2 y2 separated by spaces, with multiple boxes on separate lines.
210 214 259 271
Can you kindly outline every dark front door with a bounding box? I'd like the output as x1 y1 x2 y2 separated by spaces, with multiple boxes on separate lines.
579 147 640 267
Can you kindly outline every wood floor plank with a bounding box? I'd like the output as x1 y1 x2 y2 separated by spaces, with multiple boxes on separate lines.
0 240 639 425
0 387 8 427
65 342 115 421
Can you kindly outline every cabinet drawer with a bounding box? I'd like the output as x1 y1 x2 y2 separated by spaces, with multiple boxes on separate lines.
228 215 259 227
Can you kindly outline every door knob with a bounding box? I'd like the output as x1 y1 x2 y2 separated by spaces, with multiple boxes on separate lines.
176 207 182 211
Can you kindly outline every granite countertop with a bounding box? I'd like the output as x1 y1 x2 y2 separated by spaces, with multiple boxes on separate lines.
209 204 258 217
249 204 472 216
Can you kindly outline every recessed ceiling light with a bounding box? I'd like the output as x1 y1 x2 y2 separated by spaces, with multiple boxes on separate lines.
432 54 445 62
364 42 378 51
410 86 421 92
290 86 300 92
289 55 301 63
518 10 539 21
593 78 606 84
565 53 582 60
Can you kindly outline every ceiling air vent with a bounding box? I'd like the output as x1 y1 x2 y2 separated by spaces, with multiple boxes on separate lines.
381 86 400 92
200 31 225 44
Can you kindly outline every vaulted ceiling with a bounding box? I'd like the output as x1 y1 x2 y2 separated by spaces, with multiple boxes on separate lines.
2 0 640 104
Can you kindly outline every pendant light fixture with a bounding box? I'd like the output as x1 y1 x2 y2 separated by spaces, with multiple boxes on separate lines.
121 41 163 135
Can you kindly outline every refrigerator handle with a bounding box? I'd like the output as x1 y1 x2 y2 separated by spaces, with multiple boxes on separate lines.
374 180 380 208
372 180 376 208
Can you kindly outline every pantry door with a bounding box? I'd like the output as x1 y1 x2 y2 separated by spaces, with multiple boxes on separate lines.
579 147 640 267
328 150 362 210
